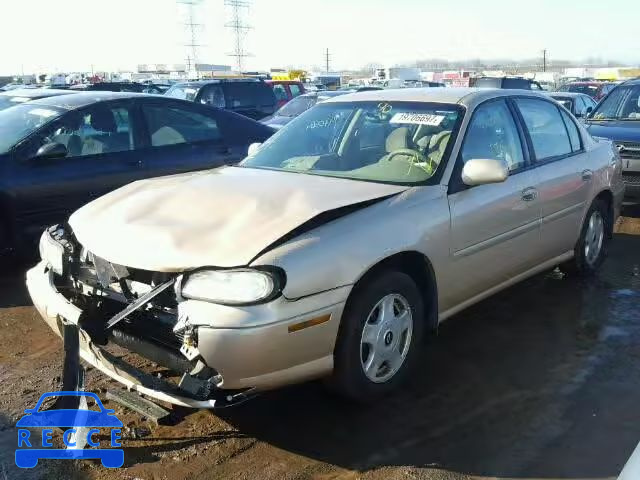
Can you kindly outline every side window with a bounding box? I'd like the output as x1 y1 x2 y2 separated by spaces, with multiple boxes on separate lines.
515 98 572 161
272 84 288 102
199 85 225 108
461 100 525 172
30 105 134 158
142 105 221 147
289 84 302 97
560 110 582 152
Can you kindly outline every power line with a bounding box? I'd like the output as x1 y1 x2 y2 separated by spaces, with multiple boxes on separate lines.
225 0 252 72
177 0 205 76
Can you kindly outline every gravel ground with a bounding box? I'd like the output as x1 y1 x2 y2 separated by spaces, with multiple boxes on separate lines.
0 214 639 480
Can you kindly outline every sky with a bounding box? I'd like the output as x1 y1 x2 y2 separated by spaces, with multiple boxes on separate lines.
2 0 640 76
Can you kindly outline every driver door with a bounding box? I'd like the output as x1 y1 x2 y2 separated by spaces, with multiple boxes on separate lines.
443 99 542 311
9 101 145 240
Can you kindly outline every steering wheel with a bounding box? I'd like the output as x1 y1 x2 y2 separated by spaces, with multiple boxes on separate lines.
386 148 436 172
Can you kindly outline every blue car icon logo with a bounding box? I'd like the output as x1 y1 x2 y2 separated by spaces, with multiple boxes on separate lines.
16 391 124 468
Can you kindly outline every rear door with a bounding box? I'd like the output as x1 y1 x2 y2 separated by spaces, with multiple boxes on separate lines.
9 100 145 238
445 99 541 309
513 97 592 259
138 99 237 177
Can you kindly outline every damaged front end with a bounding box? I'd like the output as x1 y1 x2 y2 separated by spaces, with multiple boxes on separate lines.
36 225 253 408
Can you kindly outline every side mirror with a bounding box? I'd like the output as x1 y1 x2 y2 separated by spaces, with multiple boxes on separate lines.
462 158 509 186
585 106 594 117
34 142 68 160
247 142 262 156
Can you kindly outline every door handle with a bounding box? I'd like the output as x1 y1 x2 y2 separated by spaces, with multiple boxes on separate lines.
582 169 593 181
521 187 538 202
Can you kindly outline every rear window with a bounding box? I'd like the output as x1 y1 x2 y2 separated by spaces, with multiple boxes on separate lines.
165 84 201 102
224 82 275 108
564 84 600 97
475 78 501 88
502 78 531 89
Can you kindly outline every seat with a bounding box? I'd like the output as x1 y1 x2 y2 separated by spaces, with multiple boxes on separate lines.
379 127 411 162
427 130 452 166
152 126 186 146
81 108 119 155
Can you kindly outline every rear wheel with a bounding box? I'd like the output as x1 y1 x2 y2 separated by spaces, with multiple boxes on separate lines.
332 270 425 402
563 199 610 276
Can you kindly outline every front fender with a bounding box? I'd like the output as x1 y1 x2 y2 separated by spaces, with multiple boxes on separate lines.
253 188 450 300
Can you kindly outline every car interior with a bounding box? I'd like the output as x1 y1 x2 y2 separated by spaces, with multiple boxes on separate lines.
47 107 133 157
269 106 458 182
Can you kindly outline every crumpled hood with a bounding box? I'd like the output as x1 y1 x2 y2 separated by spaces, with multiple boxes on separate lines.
69 167 407 271
586 121 640 143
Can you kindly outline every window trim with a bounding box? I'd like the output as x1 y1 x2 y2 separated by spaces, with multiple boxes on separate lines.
511 96 583 168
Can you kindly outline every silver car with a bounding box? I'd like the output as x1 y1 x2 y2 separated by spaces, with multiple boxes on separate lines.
28 88 625 407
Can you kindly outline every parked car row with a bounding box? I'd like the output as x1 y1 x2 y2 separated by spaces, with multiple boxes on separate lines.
23 87 624 407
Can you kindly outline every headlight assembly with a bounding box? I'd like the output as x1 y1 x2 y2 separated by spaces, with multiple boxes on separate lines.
39 228 65 275
179 268 284 305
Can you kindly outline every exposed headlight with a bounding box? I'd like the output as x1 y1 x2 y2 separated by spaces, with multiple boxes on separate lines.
39 229 65 275
180 269 283 305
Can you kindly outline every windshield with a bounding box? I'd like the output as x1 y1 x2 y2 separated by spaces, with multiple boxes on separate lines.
0 104 64 153
275 95 318 117
591 85 640 121
165 84 201 101
241 101 462 185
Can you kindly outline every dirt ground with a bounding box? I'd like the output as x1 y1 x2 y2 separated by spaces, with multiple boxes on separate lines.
1 213 640 480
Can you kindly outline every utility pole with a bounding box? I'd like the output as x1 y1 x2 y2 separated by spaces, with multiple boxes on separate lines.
542 49 548 72
225 0 252 72
325 48 331 73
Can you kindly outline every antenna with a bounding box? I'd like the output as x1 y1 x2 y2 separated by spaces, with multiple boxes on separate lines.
177 0 205 76
225 0 252 72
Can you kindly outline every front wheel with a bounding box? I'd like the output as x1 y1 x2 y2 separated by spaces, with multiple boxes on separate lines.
563 199 610 276
331 271 425 402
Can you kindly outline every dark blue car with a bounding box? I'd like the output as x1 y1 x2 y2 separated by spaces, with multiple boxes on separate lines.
585 78 640 202
0 91 275 256
16 391 124 468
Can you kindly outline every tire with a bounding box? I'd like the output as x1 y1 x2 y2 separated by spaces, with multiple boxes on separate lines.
331 270 425 402
563 199 610 276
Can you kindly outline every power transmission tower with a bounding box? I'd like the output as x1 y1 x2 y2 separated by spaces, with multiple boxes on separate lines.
177 0 205 77
225 0 252 72
325 48 331 72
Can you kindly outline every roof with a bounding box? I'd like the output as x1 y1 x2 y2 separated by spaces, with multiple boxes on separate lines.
174 78 262 87
321 87 550 108
25 91 154 110
0 88 72 99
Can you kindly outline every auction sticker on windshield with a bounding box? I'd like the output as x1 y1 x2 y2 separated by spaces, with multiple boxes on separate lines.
390 112 445 126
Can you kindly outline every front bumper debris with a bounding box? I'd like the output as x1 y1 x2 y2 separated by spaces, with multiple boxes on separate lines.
26 263 254 409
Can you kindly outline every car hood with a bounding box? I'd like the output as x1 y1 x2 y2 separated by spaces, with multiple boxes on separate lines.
585 121 640 143
69 167 408 271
